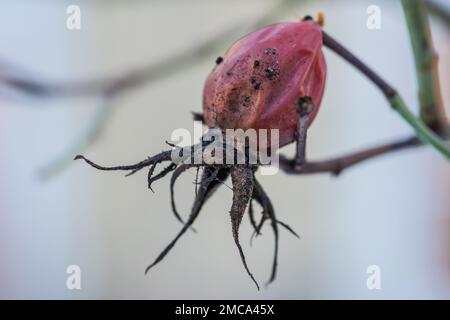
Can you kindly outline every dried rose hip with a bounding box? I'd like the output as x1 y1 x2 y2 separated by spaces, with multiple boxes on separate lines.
77 13 444 291
203 21 327 147
77 19 329 291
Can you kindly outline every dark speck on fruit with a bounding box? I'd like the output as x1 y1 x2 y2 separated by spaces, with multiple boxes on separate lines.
250 77 262 90
216 56 224 64
264 67 278 79
264 48 277 55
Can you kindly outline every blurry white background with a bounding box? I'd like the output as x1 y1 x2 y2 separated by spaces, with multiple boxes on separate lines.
0 0 449 299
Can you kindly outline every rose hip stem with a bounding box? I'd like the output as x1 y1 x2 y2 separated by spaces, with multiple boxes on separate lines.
320 30 450 160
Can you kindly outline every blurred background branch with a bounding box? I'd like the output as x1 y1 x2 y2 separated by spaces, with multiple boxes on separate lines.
12 0 297 179
0 0 449 180
0 0 297 100
0 0 449 101
426 0 450 28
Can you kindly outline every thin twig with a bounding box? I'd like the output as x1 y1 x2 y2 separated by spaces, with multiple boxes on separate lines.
294 96 313 167
279 136 421 175
39 96 114 180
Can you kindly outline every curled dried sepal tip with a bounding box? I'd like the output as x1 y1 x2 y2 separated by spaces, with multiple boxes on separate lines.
317 12 325 26
301 13 324 26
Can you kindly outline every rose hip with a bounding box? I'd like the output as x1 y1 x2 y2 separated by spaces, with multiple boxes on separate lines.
203 21 327 147
77 19 331 290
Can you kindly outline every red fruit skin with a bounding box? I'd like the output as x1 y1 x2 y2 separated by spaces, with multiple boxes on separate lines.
203 21 326 147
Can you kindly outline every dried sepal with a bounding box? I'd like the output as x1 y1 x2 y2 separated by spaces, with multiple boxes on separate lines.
230 164 259 290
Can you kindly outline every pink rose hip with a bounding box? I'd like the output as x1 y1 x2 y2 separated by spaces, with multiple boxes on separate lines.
203 21 327 147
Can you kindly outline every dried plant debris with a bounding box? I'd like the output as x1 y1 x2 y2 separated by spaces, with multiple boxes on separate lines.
75 136 299 290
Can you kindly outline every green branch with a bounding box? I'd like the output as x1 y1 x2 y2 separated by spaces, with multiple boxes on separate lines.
401 0 448 132
389 95 449 158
